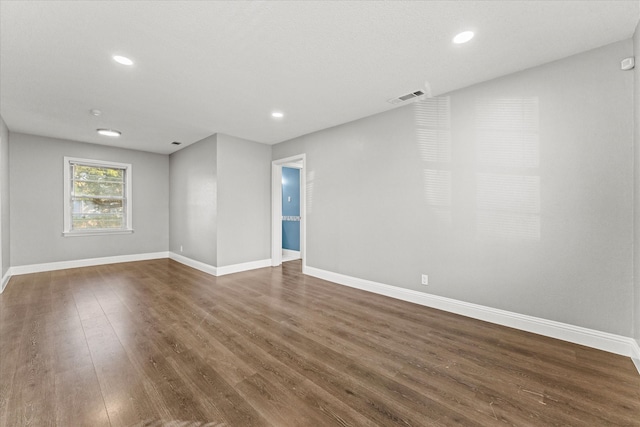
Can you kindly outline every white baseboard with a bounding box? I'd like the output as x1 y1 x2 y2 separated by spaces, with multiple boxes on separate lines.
2 252 271 293
10 252 170 276
216 258 272 276
304 266 638 359
631 339 640 375
169 253 271 277
169 252 217 276
0 270 11 294
282 249 301 261
3 252 636 370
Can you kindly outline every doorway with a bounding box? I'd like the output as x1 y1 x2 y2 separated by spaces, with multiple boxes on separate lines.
271 154 306 270
281 166 301 261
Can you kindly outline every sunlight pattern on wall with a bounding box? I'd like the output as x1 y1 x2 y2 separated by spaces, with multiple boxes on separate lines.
415 96 451 162
477 173 540 240
423 169 452 207
415 97 452 225
477 132 539 169
476 97 540 241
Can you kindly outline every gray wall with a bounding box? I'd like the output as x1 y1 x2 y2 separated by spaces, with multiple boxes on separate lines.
634 21 640 347
169 134 218 266
10 133 169 265
216 134 271 266
0 116 9 278
168 133 271 268
273 40 634 336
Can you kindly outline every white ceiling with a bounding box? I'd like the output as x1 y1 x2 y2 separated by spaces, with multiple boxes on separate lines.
1 1 639 155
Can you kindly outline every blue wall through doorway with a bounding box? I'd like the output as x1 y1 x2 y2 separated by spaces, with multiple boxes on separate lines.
282 167 300 251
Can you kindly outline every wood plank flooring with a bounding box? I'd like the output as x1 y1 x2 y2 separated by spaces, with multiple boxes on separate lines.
1 259 639 426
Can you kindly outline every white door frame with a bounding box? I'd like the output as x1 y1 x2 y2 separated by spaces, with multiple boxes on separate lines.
272 154 306 270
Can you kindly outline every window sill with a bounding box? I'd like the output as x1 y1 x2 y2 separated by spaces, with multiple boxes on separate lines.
63 229 134 237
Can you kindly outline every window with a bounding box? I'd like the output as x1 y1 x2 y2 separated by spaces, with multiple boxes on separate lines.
63 157 132 236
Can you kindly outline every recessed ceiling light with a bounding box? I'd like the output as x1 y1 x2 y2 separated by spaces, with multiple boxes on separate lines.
113 55 133 66
97 129 121 137
272 111 284 118
453 31 474 44
90 109 102 116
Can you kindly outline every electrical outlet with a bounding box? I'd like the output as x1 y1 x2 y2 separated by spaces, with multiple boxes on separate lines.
180 245 183 253
421 274 428 286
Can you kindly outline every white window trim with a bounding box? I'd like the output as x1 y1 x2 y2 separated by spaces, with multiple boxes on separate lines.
63 156 133 237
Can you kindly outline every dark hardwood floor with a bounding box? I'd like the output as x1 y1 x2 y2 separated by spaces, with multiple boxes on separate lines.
0 259 639 426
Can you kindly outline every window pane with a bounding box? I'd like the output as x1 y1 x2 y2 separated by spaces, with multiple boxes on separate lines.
71 198 124 229
73 165 124 183
74 180 124 198
72 215 124 229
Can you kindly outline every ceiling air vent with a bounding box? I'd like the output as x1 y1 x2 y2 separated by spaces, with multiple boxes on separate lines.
171 141 182 145
387 90 424 104
387 90 425 105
